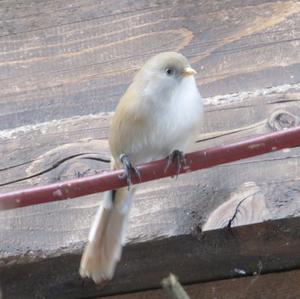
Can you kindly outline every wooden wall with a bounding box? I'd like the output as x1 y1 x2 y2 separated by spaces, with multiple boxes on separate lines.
0 0 300 298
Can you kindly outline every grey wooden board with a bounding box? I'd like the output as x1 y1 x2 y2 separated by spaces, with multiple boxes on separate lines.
0 0 300 298
0 0 300 129
1 87 300 259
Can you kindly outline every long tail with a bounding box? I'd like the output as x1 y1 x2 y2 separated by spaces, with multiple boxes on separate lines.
79 187 133 284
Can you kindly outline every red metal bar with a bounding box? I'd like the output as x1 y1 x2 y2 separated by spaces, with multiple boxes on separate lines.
1 126 300 211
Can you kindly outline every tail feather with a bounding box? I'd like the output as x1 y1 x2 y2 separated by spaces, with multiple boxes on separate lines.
80 188 133 284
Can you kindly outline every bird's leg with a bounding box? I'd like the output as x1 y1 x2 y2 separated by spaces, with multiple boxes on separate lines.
119 154 141 188
165 150 187 176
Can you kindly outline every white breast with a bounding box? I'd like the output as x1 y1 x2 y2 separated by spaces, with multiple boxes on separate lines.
132 76 203 163
167 76 203 139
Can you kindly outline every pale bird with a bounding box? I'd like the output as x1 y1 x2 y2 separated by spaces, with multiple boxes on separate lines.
80 52 203 284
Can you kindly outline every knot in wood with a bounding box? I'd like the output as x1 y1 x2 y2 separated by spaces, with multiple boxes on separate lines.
268 110 299 131
25 141 110 185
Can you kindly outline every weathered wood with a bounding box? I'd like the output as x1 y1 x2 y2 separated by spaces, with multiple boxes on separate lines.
0 0 299 129
1 88 300 189
1 88 300 258
1 216 300 299
1 0 300 298
202 182 270 231
100 269 300 299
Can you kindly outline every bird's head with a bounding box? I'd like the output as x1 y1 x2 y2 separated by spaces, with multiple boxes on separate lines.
135 52 197 100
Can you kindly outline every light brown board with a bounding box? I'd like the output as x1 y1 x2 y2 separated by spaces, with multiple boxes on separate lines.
0 0 299 129
1 88 300 257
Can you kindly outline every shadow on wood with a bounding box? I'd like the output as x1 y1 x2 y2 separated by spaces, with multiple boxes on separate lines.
1 216 300 299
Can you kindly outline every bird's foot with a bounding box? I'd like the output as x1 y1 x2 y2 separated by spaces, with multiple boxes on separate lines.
165 150 187 177
119 154 141 188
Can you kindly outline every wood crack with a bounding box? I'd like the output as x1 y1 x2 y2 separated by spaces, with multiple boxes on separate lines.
0 153 109 187
227 191 261 228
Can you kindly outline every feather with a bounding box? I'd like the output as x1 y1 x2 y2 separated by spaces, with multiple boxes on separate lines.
80 188 133 283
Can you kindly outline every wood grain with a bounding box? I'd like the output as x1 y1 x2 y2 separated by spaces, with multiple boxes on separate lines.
1 86 300 298
0 0 300 298
202 182 270 231
0 0 299 129
1 86 300 257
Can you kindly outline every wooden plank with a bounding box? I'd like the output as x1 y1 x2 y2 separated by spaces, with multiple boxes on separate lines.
1 216 300 299
1 87 300 189
0 0 299 129
1 88 300 258
0 0 300 298
100 269 300 299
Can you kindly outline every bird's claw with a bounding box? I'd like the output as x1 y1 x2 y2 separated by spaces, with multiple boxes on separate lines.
119 154 141 189
165 150 187 177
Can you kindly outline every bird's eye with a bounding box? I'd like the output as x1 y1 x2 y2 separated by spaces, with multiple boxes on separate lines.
165 68 174 76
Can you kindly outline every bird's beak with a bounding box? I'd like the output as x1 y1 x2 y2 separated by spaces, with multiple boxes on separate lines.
181 66 197 77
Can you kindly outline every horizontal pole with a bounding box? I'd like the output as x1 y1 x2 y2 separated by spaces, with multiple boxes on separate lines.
1 126 300 210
